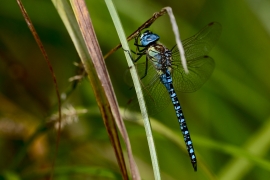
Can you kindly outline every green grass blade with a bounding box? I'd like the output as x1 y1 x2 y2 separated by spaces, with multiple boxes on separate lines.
104 0 160 179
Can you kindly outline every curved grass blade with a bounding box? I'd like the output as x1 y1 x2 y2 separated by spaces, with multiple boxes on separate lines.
53 0 132 179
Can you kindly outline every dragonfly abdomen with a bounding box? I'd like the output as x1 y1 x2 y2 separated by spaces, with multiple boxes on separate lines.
160 70 197 171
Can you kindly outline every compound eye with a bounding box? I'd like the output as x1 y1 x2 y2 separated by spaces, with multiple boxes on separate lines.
146 36 154 41
139 31 159 46
140 30 152 39
144 30 152 34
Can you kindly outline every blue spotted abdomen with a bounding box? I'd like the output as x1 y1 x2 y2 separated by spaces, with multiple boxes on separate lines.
160 70 197 171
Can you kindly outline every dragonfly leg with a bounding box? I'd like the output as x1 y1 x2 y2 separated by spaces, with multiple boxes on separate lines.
134 34 147 52
123 48 145 63
134 43 147 51
131 49 146 56
133 54 144 62
140 56 149 80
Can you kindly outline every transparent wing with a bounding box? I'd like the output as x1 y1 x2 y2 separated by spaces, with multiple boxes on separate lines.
172 56 215 92
134 62 171 115
182 22 222 60
171 22 221 92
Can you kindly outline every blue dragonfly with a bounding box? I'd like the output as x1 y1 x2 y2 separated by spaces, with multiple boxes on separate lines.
129 22 222 171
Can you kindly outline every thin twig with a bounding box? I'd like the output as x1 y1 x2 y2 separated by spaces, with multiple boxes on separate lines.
16 0 62 179
103 8 167 60
104 7 188 72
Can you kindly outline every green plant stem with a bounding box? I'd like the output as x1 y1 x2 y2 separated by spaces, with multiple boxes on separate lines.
104 0 160 180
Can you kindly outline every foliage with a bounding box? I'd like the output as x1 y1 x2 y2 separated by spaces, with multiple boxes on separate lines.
0 0 270 179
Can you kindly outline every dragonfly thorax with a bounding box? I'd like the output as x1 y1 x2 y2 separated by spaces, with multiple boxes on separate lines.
140 30 160 46
147 44 172 73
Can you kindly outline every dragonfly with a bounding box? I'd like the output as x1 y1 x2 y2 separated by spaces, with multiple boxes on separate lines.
128 22 222 171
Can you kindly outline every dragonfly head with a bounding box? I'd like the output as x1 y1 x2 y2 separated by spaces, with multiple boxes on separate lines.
140 30 160 46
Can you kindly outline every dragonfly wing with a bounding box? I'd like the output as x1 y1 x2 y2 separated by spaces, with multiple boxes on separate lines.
172 56 215 92
170 22 220 92
131 62 171 115
181 22 222 60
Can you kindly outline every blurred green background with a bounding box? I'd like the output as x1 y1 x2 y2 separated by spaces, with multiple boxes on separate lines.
1 0 270 179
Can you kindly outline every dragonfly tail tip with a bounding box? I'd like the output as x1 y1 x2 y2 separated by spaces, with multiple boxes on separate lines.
192 162 197 172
